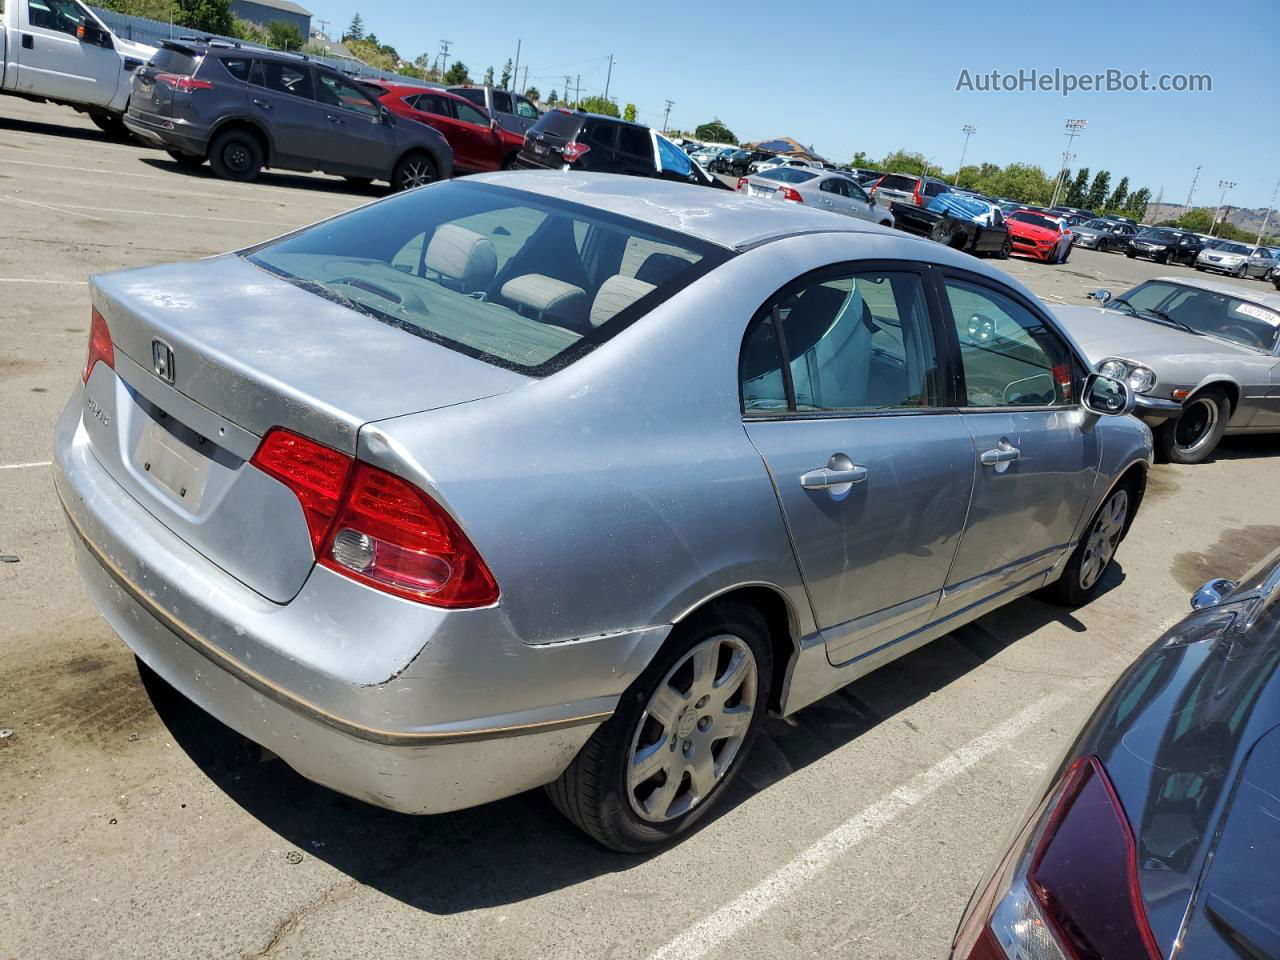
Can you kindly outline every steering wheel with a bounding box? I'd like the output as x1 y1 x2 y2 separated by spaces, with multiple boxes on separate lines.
1219 323 1265 350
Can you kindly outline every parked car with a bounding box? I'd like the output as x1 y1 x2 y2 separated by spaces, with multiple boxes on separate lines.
736 167 894 226
515 109 722 188
56 171 1151 852
1005 209 1072 263
1055 276 1280 463
851 168 885 186
1049 205 1097 221
1195 241 1275 279
447 84 540 135
1125 227 1204 265
720 149 774 177
951 546 1280 960
0 0 155 136
365 81 520 173
868 173 952 209
123 42 453 189
890 193 1009 258
1071 218 1139 252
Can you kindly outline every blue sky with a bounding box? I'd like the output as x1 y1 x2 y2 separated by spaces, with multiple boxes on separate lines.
304 0 1280 209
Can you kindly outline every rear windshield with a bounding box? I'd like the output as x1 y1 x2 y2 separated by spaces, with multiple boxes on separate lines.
532 110 586 139
150 46 202 75
246 181 731 375
758 168 818 184
876 174 917 191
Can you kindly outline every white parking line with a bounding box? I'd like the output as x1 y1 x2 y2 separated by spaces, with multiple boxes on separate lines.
646 693 1067 960
0 278 87 284
53 201 299 227
0 461 53 470
1 194 104 222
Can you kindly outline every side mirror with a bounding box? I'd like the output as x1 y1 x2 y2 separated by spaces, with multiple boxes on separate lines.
1089 288 1112 304
76 21 112 47
1081 372 1134 417
379 105 393 124
1190 578 1238 609
491 118 500 133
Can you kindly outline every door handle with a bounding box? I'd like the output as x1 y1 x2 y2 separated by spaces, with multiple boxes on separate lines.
251 98 272 110
801 453 868 491
326 114 343 124
980 441 1020 466
22 33 34 49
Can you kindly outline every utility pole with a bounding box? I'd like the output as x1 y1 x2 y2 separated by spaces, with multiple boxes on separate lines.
1184 164 1201 212
1256 177 1280 246
564 75 572 105
521 66 528 96
1050 118 1087 208
512 38 520 93
438 40 452 79
1211 180 1236 236
662 99 674 134
603 54 615 102
316 17 329 36
954 124 976 185
575 74 580 106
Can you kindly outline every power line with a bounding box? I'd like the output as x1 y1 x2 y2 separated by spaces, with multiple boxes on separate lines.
439 39 452 78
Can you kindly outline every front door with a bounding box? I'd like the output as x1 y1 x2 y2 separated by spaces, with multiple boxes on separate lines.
934 274 1100 619
16 0 118 107
312 71 392 175
741 266 975 666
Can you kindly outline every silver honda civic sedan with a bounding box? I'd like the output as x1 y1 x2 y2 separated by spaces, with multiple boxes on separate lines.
54 172 1152 851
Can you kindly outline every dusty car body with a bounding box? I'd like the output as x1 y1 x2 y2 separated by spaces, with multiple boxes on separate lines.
1055 276 1280 462
55 173 1151 851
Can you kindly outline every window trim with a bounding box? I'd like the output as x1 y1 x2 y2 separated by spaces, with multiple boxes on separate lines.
249 59 316 101
930 266 1087 413
314 68 379 118
738 259 960 421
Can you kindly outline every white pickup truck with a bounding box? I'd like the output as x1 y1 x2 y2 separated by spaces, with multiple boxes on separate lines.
1 0 154 135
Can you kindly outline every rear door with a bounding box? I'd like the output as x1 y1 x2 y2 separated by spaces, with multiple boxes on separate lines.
933 272 1099 619
14 0 119 106
741 264 975 665
311 70 392 175
581 118 622 172
617 123 655 176
247 59 323 164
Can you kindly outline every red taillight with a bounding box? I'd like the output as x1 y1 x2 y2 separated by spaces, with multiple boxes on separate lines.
249 429 498 608
953 756 1160 960
780 186 803 203
155 73 214 93
83 307 114 383
250 429 354 552
562 141 590 162
736 177 748 191
319 464 499 607
912 179 926 206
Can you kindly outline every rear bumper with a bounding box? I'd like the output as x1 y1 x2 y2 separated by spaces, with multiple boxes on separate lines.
123 110 207 155
53 389 667 813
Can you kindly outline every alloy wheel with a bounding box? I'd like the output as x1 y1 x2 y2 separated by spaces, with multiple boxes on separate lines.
1174 397 1219 456
401 159 435 188
1079 489 1128 591
626 634 758 823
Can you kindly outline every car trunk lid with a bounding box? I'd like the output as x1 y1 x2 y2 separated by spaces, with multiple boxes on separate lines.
83 254 529 602
131 43 204 119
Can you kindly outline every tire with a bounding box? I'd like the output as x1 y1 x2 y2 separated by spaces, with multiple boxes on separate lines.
1042 483 1132 606
546 601 773 853
343 176 373 187
501 153 518 171
89 112 130 141
1125 250 1136 258
1156 388 1230 465
392 151 437 191
880 220 893 228
1194 264 1206 271
998 237 1012 259
208 129 263 182
1235 264 1247 278
166 150 204 169
929 222 954 246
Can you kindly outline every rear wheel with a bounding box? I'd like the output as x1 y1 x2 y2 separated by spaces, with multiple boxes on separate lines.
501 153 519 170
1042 484 1131 606
166 150 204 169
998 236 1012 259
392 151 437 191
546 601 772 852
89 112 130 141
208 129 263 182
1156 388 1230 465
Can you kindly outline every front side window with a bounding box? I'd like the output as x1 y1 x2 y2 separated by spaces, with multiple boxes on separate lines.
945 278 1074 407
741 271 940 415
316 72 377 117
515 97 538 119
28 0 85 35
251 60 313 100
455 101 488 127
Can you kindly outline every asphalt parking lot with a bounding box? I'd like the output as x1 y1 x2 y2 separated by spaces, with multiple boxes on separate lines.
2 97 1278 960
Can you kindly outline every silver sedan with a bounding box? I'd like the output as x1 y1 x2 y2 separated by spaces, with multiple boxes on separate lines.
55 172 1151 851
1195 241 1276 279
737 166 895 226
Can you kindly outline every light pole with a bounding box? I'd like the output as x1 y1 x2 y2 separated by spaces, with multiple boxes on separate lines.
604 54 615 102
1255 177 1279 246
1211 180 1236 236
1184 164 1201 212
954 124 976 185
1050 118 1087 208
662 99 674 134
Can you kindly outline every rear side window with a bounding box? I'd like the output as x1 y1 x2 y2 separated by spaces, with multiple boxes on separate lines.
582 120 618 151
247 181 731 375
923 181 947 197
491 91 514 113
220 57 250 81
411 93 453 117
251 61 313 100
618 125 651 159
150 46 203 75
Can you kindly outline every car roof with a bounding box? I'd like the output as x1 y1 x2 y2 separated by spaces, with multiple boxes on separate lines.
471 171 903 250
375 81 473 104
1149 275 1280 309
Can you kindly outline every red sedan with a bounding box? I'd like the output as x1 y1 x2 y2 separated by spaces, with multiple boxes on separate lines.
366 82 522 173
1006 209 1072 264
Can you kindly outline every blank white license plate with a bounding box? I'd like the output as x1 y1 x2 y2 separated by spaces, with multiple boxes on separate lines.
750 185 775 198
134 417 213 510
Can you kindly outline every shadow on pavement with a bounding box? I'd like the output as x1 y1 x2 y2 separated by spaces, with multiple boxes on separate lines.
137 156 384 197
140 563 1124 914
0 114 120 146
1204 434 1280 463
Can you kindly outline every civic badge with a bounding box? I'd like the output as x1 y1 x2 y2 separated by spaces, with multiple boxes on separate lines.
152 338 175 384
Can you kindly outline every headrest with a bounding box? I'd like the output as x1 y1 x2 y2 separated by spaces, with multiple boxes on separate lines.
589 275 656 327
635 252 692 286
425 224 497 293
500 274 588 330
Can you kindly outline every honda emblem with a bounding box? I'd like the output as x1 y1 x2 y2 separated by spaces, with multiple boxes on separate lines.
152 339 175 384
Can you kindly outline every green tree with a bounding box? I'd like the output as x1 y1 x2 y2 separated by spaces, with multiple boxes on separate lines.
176 0 232 34
623 102 637 123
695 118 736 143
500 59 513 88
879 149 929 175
231 16 269 43
1123 188 1151 222
345 13 364 41
96 0 181 20
578 95 620 117
1064 168 1090 207
1085 171 1111 212
547 89 559 106
1175 207 1216 233
525 86 541 102
1105 176 1130 213
266 19 304 49
443 61 472 85
850 151 870 167
483 65 495 86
